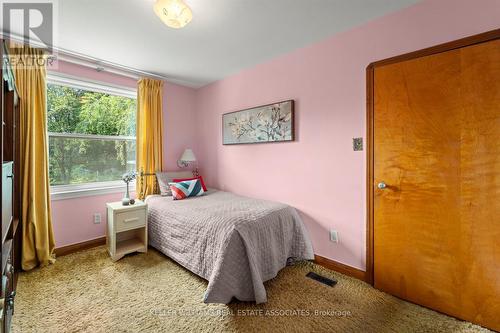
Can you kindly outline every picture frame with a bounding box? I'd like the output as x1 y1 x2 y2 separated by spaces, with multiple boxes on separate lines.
222 100 294 145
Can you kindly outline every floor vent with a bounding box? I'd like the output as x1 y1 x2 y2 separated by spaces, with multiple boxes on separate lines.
306 272 337 287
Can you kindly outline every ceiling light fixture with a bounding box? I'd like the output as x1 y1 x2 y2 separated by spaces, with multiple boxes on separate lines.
154 0 193 29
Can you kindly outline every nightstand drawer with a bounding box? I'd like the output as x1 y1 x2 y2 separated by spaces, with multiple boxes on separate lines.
115 209 146 232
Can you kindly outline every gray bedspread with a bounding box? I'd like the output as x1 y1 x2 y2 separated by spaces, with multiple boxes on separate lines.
146 189 314 304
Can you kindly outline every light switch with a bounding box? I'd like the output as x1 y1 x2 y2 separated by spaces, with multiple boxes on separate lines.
353 137 363 151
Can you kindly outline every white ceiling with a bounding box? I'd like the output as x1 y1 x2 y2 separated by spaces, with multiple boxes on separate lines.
56 0 419 87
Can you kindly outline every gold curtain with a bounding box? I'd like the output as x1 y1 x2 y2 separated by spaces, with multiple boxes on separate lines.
137 78 164 199
9 44 56 270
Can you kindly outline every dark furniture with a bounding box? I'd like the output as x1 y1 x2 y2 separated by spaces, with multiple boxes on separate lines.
0 41 21 333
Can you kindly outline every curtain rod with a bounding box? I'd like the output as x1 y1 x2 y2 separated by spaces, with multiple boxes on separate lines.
54 53 141 80
52 49 168 82
1 32 193 86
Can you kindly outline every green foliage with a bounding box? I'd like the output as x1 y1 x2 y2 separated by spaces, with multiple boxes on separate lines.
77 93 136 136
47 85 83 133
47 84 137 186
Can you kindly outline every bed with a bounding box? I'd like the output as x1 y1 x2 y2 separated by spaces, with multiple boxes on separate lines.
145 176 314 304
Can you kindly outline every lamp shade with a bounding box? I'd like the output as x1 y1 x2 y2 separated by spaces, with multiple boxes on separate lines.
179 148 196 162
154 0 193 29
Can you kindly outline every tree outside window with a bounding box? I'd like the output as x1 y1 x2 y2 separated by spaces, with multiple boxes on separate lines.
47 83 136 186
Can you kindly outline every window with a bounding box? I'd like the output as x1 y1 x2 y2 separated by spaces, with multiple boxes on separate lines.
47 73 137 199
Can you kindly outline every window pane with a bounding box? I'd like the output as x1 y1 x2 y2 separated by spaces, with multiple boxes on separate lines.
48 136 136 186
47 83 137 186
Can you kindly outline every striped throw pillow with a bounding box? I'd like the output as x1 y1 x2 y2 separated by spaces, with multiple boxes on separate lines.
169 179 205 200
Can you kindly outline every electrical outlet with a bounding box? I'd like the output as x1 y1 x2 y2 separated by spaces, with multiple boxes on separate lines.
93 213 101 224
330 230 339 243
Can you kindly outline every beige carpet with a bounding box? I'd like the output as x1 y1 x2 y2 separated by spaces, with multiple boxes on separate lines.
12 247 490 333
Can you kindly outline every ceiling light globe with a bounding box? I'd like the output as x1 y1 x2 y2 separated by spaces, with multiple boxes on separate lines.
154 0 192 29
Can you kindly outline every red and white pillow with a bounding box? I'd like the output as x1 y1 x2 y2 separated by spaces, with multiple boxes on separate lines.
169 179 205 200
172 176 207 192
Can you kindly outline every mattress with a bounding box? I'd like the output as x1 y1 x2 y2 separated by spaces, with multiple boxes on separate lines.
146 189 314 304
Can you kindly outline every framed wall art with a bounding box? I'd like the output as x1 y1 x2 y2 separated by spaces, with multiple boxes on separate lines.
222 100 294 145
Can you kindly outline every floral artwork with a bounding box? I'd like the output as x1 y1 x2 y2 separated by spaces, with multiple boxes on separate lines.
223 100 294 144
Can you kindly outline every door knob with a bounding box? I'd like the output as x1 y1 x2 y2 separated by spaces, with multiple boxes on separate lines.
377 182 387 189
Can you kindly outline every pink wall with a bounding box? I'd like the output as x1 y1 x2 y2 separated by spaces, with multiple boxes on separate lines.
194 0 500 270
48 0 500 261
49 61 197 247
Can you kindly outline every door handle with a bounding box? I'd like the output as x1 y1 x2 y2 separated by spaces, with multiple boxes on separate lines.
377 182 387 189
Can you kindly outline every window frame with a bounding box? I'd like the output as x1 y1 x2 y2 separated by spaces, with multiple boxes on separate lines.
47 72 137 200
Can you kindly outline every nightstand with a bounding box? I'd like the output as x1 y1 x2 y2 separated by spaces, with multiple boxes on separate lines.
106 200 148 261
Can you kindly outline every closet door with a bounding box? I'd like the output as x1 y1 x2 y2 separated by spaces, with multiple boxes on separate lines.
373 38 500 331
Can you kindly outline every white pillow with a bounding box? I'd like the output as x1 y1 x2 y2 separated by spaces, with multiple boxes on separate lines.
155 171 194 196
155 172 173 196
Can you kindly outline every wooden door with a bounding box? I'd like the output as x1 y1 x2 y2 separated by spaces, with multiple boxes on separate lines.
373 38 500 331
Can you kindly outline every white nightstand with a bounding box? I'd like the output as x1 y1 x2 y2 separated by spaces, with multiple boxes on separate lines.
106 200 148 261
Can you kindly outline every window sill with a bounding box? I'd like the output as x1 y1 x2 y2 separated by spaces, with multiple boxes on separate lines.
51 181 135 201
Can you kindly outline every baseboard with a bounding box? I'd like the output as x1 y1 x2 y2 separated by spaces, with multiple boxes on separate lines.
314 254 367 282
55 237 106 257
54 239 366 283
